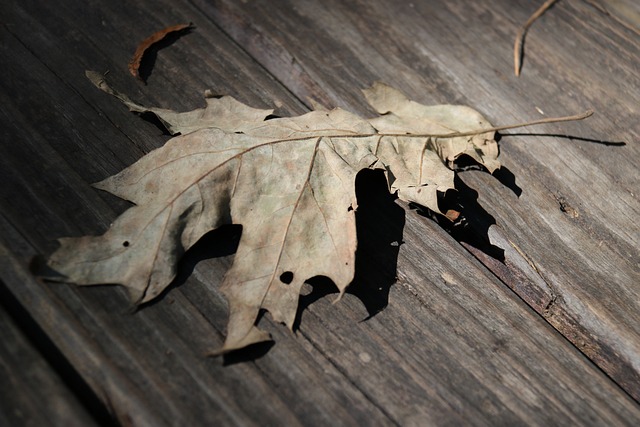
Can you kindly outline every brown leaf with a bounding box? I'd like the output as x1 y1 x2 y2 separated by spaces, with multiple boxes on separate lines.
44 75 591 353
128 23 193 81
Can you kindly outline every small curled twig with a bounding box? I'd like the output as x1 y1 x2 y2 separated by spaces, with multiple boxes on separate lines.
514 0 558 76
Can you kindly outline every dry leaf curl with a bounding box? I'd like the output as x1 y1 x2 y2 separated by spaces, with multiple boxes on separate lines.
129 23 194 81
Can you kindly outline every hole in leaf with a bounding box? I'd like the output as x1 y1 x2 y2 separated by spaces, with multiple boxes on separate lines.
122 241 130 247
280 271 294 284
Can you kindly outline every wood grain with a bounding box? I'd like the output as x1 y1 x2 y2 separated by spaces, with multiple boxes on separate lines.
200 0 640 401
0 0 639 425
0 301 98 426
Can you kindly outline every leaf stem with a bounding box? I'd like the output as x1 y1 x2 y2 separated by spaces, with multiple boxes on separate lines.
267 110 593 143
374 110 593 139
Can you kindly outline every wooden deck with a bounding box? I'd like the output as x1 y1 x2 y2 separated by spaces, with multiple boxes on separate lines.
1 0 639 425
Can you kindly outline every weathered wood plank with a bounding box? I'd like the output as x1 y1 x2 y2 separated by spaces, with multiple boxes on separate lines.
0 299 98 427
0 0 639 425
199 0 640 401
0 1 390 425
587 0 640 32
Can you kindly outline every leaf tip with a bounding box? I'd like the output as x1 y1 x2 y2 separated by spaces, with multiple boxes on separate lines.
332 290 345 305
85 70 107 88
211 321 274 356
362 81 408 115
30 254 66 281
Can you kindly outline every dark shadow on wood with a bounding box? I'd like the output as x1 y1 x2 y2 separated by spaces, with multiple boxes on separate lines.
29 254 66 281
173 224 242 286
493 166 522 197
489 134 520 197
216 309 275 366
295 276 338 330
136 26 194 83
502 133 626 146
138 111 175 136
136 224 242 310
221 310 274 364
296 169 405 326
412 175 505 262
453 154 521 197
349 169 405 319
222 341 274 366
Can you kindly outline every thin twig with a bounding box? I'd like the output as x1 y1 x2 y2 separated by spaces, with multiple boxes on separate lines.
514 0 558 76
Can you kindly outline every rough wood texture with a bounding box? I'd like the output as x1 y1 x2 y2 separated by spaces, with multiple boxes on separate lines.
0 301 97 427
201 0 640 400
0 0 638 425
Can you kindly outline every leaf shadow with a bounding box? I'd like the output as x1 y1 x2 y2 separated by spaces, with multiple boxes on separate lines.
492 167 522 197
135 224 242 311
412 174 505 262
453 153 522 197
296 169 405 327
503 133 626 146
222 323 275 366
155 166 508 360
175 224 242 285
429 130 626 259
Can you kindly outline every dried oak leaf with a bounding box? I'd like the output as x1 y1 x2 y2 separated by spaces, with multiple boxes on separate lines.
45 73 524 353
